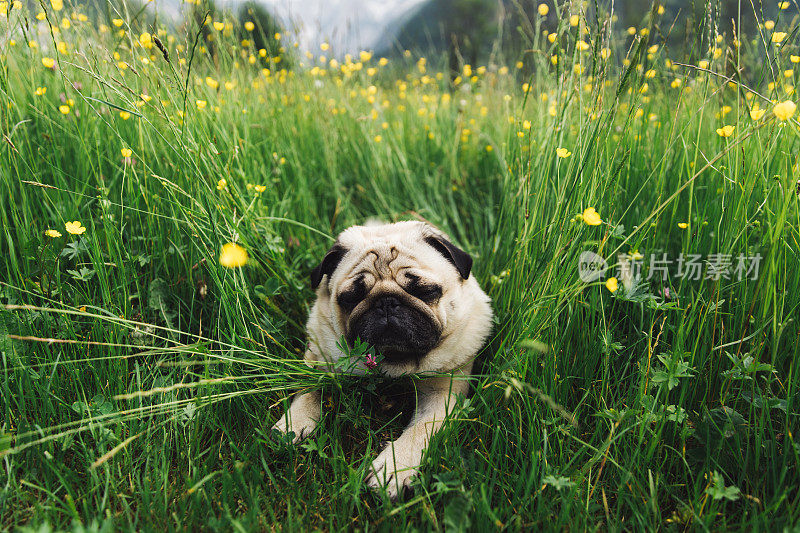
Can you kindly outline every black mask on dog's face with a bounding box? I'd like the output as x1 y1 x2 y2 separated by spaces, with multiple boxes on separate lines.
310 233 472 364
348 293 441 363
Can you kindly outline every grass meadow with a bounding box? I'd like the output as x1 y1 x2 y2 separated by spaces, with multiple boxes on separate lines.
2 0 800 530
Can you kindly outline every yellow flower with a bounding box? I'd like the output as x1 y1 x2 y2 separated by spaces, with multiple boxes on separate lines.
774 100 796 120
206 77 219 89
677 222 689 229
374 135 382 142
538 3 548 16
121 147 132 158
35 86 47 96
119 111 131 120
45 229 62 238
780 1 790 8
582 207 602 225
112 18 124 27
42 57 55 68
219 243 248 268
772 32 787 43
50 0 63 10
765 20 775 30
569 14 579 26
750 106 765 120
792 55 800 63
320 42 330 51
671 78 682 88
556 147 572 158
605 277 618 293
196 100 207 109
254 185 267 193
216 178 227 190
716 125 735 137
139 33 152 48
58 105 70 115
244 21 255 31
65 221 86 235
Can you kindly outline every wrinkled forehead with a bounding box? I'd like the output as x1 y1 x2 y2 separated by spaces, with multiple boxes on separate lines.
335 241 429 280
331 223 445 284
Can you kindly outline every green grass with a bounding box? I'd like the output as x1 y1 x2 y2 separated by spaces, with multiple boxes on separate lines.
2 1 800 530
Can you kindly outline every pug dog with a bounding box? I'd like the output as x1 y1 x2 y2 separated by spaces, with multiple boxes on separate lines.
273 220 493 498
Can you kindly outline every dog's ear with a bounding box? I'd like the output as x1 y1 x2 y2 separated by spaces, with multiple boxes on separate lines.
311 243 348 289
424 235 473 280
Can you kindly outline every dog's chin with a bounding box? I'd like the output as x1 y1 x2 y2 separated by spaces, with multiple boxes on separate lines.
348 295 440 364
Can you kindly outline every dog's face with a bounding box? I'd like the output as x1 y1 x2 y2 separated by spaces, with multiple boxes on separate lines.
307 221 489 374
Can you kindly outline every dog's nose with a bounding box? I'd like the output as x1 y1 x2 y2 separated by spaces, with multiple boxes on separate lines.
375 296 401 313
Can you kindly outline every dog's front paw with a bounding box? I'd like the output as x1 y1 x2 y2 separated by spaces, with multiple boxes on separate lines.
365 441 422 500
272 412 317 443
272 392 321 443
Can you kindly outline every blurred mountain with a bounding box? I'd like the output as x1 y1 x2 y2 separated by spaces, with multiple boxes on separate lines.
375 0 499 60
127 0 790 57
379 0 791 62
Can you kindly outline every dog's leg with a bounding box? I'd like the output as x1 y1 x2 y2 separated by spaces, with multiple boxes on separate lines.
272 390 321 443
366 366 470 499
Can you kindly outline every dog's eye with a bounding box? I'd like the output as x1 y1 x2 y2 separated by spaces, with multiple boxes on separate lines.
407 283 442 302
337 278 367 311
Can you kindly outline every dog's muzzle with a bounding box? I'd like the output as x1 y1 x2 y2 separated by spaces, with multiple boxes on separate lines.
350 295 440 363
